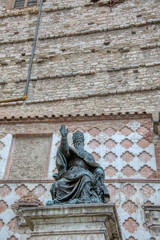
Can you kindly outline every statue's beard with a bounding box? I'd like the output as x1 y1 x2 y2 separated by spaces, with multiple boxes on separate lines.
75 145 84 152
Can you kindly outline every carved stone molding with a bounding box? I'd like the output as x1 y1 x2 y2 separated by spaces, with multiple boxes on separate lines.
19 203 122 240
0 112 151 123
144 205 160 237
91 0 125 8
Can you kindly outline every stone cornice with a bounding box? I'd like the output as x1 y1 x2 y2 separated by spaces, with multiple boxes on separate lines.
1 178 160 184
0 112 151 124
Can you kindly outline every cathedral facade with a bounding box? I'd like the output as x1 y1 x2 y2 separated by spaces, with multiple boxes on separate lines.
0 0 160 239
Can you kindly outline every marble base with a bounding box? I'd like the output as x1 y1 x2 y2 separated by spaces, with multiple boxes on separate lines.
19 203 122 240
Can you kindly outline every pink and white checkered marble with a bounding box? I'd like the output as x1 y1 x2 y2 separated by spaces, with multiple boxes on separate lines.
49 120 157 180
0 118 159 239
0 182 159 240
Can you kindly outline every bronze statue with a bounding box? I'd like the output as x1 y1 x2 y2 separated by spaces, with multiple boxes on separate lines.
47 125 110 205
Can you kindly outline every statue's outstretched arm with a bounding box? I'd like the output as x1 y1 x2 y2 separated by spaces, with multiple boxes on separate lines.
59 125 71 159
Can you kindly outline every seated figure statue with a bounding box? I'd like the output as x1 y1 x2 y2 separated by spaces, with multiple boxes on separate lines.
47 125 110 205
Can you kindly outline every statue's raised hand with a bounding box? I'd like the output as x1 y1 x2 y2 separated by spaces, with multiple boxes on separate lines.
60 125 68 137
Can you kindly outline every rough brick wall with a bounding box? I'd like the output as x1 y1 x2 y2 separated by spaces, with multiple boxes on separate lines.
0 0 160 120
0 0 160 239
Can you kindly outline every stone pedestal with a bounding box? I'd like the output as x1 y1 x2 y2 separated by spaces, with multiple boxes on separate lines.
19 203 122 240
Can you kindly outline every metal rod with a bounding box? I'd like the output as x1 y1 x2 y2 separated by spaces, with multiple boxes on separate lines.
24 0 43 95
0 0 44 103
0 95 26 104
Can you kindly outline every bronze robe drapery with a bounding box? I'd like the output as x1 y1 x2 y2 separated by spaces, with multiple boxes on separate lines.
50 146 110 204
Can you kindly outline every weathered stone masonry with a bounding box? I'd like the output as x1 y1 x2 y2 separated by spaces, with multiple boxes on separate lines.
0 0 160 120
0 0 160 240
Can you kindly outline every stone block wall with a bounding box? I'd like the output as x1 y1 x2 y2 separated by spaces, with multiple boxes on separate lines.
0 0 160 239
0 0 159 120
